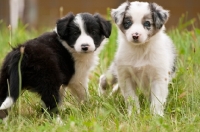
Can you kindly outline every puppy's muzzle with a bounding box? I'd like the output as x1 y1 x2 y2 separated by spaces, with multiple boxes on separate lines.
81 44 89 51
132 33 140 40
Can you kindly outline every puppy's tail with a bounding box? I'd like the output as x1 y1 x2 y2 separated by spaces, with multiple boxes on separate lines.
0 48 22 110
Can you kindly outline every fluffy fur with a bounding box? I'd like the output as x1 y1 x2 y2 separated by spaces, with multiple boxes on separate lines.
0 12 111 119
99 1 176 116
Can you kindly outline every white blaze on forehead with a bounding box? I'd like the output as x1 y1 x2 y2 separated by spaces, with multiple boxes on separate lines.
128 2 150 21
73 14 95 52
74 14 86 35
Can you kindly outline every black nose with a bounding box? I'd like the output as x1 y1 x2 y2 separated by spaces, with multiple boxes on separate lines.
81 44 89 51
132 33 140 40
132 35 139 40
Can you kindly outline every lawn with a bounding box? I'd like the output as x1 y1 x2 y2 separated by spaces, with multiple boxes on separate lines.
0 15 200 132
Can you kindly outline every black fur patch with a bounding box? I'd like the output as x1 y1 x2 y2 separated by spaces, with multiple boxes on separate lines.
94 13 111 38
149 3 169 29
56 12 75 39
0 32 75 111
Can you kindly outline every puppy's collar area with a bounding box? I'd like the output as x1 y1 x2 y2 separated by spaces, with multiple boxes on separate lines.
57 38 73 51
54 27 76 51
54 27 60 38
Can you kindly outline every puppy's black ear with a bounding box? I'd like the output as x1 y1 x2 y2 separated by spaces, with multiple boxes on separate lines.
150 3 169 29
94 14 112 38
56 12 74 38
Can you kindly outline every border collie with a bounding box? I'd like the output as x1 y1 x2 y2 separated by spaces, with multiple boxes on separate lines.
99 1 176 116
0 12 111 120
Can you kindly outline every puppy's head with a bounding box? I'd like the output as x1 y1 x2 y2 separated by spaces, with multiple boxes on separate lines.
56 12 111 53
111 1 169 45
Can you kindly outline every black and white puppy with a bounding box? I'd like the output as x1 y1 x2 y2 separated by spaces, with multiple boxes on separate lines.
0 12 111 119
99 1 176 116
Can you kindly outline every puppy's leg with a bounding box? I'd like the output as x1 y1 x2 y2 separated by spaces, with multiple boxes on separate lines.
59 85 66 104
98 62 118 96
98 74 108 95
120 78 140 116
40 88 60 114
98 73 118 96
67 83 89 102
109 83 119 96
41 88 62 124
118 67 140 116
150 80 168 116
37 76 62 123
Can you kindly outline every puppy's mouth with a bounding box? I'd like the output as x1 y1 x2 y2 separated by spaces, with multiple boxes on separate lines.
131 41 144 45
77 50 95 53
131 39 150 45
81 51 94 53
132 39 140 43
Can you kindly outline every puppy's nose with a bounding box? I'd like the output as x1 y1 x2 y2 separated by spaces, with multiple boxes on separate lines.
132 33 140 40
81 44 89 51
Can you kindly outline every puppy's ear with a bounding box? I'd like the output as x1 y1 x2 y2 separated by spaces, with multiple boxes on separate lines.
150 3 169 29
56 12 74 38
111 1 130 25
94 14 112 38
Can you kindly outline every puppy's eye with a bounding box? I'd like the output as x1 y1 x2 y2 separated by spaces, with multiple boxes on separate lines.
92 30 96 35
143 21 151 27
73 31 80 35
91 30 98 36
123 19 132 29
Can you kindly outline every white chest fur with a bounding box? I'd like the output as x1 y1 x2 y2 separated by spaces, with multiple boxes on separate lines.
68 52 98 86
64 52 99 101
59 38 106 101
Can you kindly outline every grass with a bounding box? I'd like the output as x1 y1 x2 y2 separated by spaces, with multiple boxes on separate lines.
0 16 200 131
